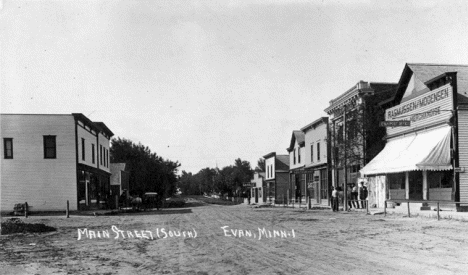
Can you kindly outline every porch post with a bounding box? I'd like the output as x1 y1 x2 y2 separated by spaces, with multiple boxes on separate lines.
405 172 409 200
422 171 428 200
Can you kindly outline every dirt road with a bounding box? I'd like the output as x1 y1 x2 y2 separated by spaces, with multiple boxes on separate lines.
1 198 468 274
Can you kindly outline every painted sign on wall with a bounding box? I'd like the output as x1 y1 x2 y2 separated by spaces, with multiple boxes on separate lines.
385 84 453 136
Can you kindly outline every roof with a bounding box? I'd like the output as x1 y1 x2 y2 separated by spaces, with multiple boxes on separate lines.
263 152 276 159
110 163 127 173
301 117 328 133
94 122 114 137
275 155 290 171
324 81 397 114
393 63 468 105
287 131 305 152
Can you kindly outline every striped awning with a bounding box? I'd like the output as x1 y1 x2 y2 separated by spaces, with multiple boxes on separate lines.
360 126 452 176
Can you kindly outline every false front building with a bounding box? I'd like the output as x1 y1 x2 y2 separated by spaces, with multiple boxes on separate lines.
1 113 114 212
263 152 289 204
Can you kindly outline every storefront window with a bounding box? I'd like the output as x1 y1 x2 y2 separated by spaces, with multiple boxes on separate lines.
320 169 328 199
428 171 453 188
388 173 405 189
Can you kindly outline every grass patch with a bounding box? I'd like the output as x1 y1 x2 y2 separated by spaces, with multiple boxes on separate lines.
1 218 56 235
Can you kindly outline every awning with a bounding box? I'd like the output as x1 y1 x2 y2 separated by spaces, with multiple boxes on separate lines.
360 126 452 176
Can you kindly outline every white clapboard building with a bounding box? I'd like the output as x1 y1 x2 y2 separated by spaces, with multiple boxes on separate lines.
1 113 114 212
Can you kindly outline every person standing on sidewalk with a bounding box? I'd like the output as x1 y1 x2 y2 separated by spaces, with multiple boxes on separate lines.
331 186 339 212
359 183 368 209
351 183 359 209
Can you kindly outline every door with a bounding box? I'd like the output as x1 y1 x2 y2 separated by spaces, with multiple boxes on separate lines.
409 171 423 200
255 188 259 203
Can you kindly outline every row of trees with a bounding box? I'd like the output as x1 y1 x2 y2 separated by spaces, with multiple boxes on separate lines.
110 137 180 198
179 158 264 197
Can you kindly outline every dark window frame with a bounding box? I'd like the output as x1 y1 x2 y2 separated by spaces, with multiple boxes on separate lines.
43 135 57 159
4 138 13 159
92 144 95 164
310 144 314 163
100 145 103 165
81 138 85 161
317 142 321 161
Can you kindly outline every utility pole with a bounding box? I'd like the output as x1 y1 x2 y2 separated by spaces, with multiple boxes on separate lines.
343 103 348 211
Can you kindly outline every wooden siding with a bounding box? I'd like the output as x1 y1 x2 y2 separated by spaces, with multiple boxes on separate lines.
458 109 468 202
289 142 304 170
265 157 275 180
386 84 453 137
98 133 111 173
303 122 328 166
77 125 98 168
0 115 77 211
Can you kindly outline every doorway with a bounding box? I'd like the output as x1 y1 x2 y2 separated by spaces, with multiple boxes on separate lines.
409 171 423 200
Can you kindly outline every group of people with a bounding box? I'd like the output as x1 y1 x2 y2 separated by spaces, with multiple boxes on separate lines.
331 182 368 212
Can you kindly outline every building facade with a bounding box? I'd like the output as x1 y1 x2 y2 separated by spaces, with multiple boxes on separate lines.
263 152 289 204
300 117 331 206
286 131 305 202
324 81 398 200
361 64 468 211
1 113 113 212
250 172 266 204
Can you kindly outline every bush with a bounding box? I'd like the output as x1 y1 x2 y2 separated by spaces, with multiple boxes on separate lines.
1 218 56 235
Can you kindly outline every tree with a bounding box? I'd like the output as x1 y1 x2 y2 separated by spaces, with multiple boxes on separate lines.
110 137 180 198
255 158 265 173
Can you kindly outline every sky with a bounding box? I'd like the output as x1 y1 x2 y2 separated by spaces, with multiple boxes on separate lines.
1 0 468 174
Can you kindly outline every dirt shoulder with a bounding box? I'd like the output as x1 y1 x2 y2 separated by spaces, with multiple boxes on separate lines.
1 200 468 274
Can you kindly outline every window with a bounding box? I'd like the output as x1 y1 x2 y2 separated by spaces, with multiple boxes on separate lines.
428 171 453 188
81 138 85 161
44 136 56 159
100 145 103 165
293 149 296 164
92 144 95 164
107 149 110 167
310 144 314 162
317 142 320 161
298 148 301 163
3 138 13 159
388 173 405 189
337 124 344 143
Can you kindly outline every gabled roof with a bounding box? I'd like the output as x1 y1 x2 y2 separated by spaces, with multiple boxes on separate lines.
286 131 305 152
393 63 468 105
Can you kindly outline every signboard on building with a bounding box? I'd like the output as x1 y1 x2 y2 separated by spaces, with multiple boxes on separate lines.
385 84 453 136
379 120 411 127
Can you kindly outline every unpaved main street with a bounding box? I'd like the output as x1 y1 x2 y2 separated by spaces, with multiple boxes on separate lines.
1 198 468 275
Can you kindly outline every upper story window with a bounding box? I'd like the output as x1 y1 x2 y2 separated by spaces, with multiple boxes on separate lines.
298 148 301 163
293 149 296 164
92 144 95 164
100 145 103 165
317 142 321 161
81 138 85 161
44 136 57 159
3 138 13 159
310 144 314 163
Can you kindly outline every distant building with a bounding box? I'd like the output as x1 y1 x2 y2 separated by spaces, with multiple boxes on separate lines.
110 162 130 208
250 172 265 204
263 152 289 204
361 64 468 211
1 113 114 212
286 131 305 202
